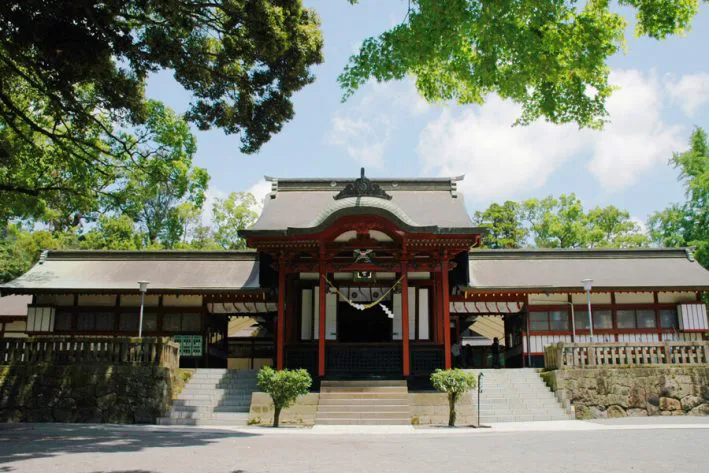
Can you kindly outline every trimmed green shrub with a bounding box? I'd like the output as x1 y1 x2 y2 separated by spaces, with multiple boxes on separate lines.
256 366 312 427
430 368 477 427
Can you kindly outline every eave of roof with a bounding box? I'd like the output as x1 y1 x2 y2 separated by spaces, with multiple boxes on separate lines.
463 247 709 292
468 248 697 260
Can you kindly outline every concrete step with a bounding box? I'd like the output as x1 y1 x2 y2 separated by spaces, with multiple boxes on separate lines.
316 418 411 425
318 404 410 413
319 398 410 406
319 393 409 400
321 380 407 387
316 410 410 420
320 387 408 394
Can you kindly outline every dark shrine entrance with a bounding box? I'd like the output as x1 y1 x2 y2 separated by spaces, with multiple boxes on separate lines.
337 302 392 343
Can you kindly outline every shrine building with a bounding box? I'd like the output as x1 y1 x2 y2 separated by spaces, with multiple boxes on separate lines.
1 170 709 381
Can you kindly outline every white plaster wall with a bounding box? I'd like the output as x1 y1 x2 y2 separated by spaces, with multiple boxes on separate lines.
658 291 697 304
120 295 160 307
570 292 612 304
162 295 203 307
614 292 654 304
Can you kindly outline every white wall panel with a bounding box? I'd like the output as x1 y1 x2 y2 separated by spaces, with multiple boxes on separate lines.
418 288 430 340
325 293 337 340
27 306 55 333
392 294 402 340
408 288 416 341
678 304 709 331
314 286 320 340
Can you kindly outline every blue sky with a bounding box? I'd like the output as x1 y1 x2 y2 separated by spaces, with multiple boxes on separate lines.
145 1 709 225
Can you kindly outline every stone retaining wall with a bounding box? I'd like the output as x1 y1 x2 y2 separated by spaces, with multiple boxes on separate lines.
248 392 319 426
0 363 187 423
409 393 476 425
542 366 709 419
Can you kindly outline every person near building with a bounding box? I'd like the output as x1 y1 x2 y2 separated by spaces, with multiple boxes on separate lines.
491 337 501 369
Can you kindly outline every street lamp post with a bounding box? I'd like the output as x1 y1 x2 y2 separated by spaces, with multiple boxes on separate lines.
582 278 593 338
138 281 149 338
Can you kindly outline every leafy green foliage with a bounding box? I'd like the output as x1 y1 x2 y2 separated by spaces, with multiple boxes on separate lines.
212 192 260 250
475 194 649 249
256 366 312 427
430 368 477 427
0 0 323 155
472 201 528 248
106 101 209 246
649 127 709 270
341 0 701 128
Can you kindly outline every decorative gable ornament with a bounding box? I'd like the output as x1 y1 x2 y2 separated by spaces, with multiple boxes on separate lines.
334 168 392 200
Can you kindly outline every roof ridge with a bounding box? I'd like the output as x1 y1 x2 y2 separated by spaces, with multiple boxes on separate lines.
469 248 693 259
43 250 258 261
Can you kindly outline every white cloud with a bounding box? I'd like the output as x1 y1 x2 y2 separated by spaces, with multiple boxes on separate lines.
328 79 434 168
586 70 683 191
329 114 391 168
630 216 649 236
418 96 587 202
247 180 272 215
666 72 709 116
200 187 227 226
418 69 686 201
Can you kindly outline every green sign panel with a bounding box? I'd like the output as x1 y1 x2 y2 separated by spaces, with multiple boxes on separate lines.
173 335 203 357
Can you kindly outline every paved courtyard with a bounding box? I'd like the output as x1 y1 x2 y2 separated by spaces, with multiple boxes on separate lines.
1 421 708 473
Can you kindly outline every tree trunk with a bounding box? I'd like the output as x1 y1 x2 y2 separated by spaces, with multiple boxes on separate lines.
273 406 281 428
448 394 456 427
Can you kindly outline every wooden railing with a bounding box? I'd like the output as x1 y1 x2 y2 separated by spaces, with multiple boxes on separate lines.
544 341 709 369
0 337 180 370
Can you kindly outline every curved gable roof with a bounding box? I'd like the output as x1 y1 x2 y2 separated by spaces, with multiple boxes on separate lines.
241 175 484 237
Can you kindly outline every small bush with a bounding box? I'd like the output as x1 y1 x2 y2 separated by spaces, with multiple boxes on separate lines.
430 369 476 427
256 366 312 427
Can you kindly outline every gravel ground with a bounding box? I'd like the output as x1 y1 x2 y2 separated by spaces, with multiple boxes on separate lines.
0 423 707 473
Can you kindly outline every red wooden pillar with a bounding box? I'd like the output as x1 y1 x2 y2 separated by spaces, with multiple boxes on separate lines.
276 258 286 370
318 256 327 377
442 254 452 369
401 260 410 377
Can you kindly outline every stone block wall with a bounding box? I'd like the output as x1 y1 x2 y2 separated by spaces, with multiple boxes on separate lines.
409 392 476 425
0 363 187 424
248 392 319 426
542 367 709 419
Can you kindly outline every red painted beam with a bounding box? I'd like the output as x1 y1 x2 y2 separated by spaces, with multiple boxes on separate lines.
318 258 327 377
442 255 452 370
401 260 410 377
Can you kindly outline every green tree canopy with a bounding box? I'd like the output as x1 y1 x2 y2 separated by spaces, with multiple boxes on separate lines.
106 101 209 247
472 201 528 248
1 1 323 156
341 0 702 129
430 368 477 427
649 127 709 269
474 194 649 249
256 366 312 427
212 192 260 250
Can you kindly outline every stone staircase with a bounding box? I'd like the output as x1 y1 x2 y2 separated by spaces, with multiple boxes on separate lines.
157 369 258 426
468 369 572 423
316 380 411 425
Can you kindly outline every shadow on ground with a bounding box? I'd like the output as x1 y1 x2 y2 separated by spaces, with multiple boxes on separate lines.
0 424 258 466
